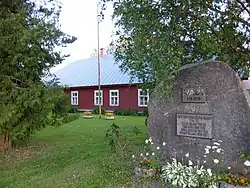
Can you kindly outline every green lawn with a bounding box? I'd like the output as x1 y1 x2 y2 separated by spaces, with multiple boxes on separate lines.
0 116 148 188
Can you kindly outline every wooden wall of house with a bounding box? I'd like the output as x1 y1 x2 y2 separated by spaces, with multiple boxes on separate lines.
67 84 147 111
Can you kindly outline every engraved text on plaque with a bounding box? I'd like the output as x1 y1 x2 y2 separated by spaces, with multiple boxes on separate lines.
182 88 206 103
176 113 212 139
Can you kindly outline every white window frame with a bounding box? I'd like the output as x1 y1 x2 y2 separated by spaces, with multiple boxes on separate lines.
109 89 119 106
94 90 103 106
138 89 149 107
71 91 78 105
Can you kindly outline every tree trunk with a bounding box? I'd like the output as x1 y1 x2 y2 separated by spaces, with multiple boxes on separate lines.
0 133 12 152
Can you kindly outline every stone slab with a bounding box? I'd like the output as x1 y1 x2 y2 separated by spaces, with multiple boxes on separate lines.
176 113 212 139
148 61 250 173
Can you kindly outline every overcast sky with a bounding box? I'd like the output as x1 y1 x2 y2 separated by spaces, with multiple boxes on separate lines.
51 0 114 73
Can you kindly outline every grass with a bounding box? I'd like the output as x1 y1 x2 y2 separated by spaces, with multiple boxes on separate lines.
0 115 150 188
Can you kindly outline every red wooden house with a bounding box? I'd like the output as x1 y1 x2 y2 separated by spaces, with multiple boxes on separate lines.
54 49 149 112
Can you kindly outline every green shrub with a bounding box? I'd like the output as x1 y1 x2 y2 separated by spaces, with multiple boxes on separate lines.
62 113 80 124
240 152 250 160
142 107 148 116
129 126 142 135
105 123 120 151
68 106 78 113
113 108 147 116
93 107 105 114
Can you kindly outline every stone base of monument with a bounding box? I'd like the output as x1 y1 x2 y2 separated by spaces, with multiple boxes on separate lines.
134 167 156 178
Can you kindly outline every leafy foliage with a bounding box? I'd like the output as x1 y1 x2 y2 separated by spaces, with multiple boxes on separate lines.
92 107 148 116
0 0 76 148
105 123 120 151
100 0 250 93
128 125 142 135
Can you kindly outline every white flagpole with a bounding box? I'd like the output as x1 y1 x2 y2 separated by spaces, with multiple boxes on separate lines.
97 1 101 119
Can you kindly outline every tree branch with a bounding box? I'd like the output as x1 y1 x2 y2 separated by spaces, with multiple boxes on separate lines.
235 0 250 16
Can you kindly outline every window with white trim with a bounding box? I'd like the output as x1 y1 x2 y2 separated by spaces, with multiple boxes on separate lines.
138 89 149 107
94 90 103 106
109 90 119 106
71 91 78 105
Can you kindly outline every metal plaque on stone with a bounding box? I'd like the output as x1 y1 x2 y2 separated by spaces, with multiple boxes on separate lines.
176 113 212 139
182 88 206 103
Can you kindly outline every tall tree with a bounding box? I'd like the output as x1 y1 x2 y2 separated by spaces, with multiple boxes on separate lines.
101 0 250 92
0 0 76 149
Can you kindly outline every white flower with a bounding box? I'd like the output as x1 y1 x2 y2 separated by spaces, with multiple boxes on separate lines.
204 155 207 158
212 146 218 149
162 142 166 146
140 153 143 156
205 149 209 154
206 146 211 149
149 137 152 142
213 142 220 146
132 155 135 158
185 153 189 157
207 168 212 176
214 142 220 146
145 139 149 144
244 160 250 166
203 160 207 163
218 140 223 142
213 159 219 164
156 146 160 150
152 152 155 156
188 160 193 166
228 166 231 170
197 169 202 175
151 142 154 145
146 152 149 156
216 148 222 153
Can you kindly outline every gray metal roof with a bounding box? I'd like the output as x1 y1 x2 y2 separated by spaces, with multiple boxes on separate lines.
54 54 140 87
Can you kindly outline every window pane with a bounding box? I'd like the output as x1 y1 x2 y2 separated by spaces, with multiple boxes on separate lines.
140 97 144 105
72 97 77 105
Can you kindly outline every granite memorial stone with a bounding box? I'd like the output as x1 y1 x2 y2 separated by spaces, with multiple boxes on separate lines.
148 61 250 173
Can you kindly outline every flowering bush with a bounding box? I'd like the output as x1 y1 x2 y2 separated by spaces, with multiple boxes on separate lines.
131 136 250 186
139 157 155 169
225 173 250 186
203 140 224 166
105 112 114 117
161 158 218 188
131 137 157 170
131 137 225 185
83 111 92 116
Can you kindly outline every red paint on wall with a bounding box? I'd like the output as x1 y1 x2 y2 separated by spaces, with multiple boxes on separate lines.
66 84 146 111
